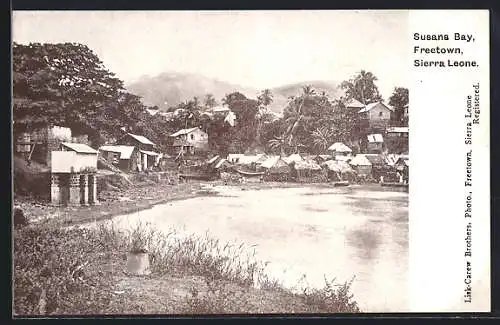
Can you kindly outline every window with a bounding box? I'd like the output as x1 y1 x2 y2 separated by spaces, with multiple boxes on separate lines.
190 134 194 140
379 111 383 117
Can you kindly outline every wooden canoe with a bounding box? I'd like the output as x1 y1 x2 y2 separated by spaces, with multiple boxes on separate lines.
381 182 409 188
178 173 217 181
235 169 265 177
333 181 350 187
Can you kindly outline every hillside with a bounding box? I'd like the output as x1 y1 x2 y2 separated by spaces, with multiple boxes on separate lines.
126 72 344 114
268 80 343 113
126 72 259 112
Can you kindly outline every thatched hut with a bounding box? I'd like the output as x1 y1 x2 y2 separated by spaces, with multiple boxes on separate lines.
260 156 291 182
322 160 355 182
328 142 352 159
236 154 265 172
349 154 372 179
365 154 390 180
283 153 304 165
293 159 326 183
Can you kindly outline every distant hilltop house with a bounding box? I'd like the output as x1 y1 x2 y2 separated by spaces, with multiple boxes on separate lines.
169 127 209 155
116 132 160 171
357 101 394 133
14 123 91 166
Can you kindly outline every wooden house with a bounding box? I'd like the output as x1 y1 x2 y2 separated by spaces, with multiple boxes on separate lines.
117 133 159 170
99 145 140 172
170 127 209 155
358 102 394 133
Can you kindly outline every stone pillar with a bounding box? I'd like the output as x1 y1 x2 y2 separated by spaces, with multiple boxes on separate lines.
88 174 99 205
69 173 81 206
80 174 89 206
50 174 61 206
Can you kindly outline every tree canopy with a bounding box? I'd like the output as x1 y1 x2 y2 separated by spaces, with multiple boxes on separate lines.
340 70 383 105
13 42 145 145
13 42 405 156
388 87 409 126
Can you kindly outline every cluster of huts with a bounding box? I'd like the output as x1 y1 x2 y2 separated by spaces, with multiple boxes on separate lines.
203 142 409 185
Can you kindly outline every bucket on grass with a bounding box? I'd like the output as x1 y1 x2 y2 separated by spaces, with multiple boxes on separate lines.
126 248 151 276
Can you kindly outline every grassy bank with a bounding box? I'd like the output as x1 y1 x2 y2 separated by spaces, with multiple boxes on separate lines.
13 221 361 315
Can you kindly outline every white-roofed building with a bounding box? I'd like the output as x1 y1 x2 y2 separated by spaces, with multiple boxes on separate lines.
99 145 140 171
169 127 209 155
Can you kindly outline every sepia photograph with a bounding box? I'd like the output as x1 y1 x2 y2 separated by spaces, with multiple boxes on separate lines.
12 10 411 315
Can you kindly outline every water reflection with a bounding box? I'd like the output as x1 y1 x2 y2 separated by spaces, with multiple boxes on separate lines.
100 185 408 312
346 228 381 260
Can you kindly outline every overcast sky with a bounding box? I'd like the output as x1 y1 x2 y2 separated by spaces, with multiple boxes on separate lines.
13 10 409 99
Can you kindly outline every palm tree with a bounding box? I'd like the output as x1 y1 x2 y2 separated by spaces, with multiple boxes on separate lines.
255 89 274 147
282 85 315 147
311 126 335 154
355 70 381 105
257 89 273 107
268 135 286 156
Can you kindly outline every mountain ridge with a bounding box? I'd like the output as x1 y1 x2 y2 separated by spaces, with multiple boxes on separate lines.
125 72 344 113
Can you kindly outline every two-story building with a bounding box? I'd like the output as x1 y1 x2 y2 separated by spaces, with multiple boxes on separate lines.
169 127 209 155
358 102 394 133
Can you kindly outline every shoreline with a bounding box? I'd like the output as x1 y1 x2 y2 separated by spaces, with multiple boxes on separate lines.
14 179 406 227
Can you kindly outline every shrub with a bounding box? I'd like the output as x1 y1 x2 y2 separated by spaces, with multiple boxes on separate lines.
13 225 118 315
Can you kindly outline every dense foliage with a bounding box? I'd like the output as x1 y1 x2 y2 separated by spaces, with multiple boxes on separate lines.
13 42 407 155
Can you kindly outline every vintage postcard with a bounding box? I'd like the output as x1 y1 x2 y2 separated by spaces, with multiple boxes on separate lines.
11 10 490 315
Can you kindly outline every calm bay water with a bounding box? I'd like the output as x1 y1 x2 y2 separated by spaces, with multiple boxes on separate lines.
95 185 408 312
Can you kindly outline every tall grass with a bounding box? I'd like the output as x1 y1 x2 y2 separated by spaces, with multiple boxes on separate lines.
14 221 360 315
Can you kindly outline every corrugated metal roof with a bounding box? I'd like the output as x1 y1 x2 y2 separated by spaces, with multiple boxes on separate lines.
127 133 156 146
328 142 352 152
367 134 384 143
170 127 200 137
61 142 98 154
99 145 136 159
